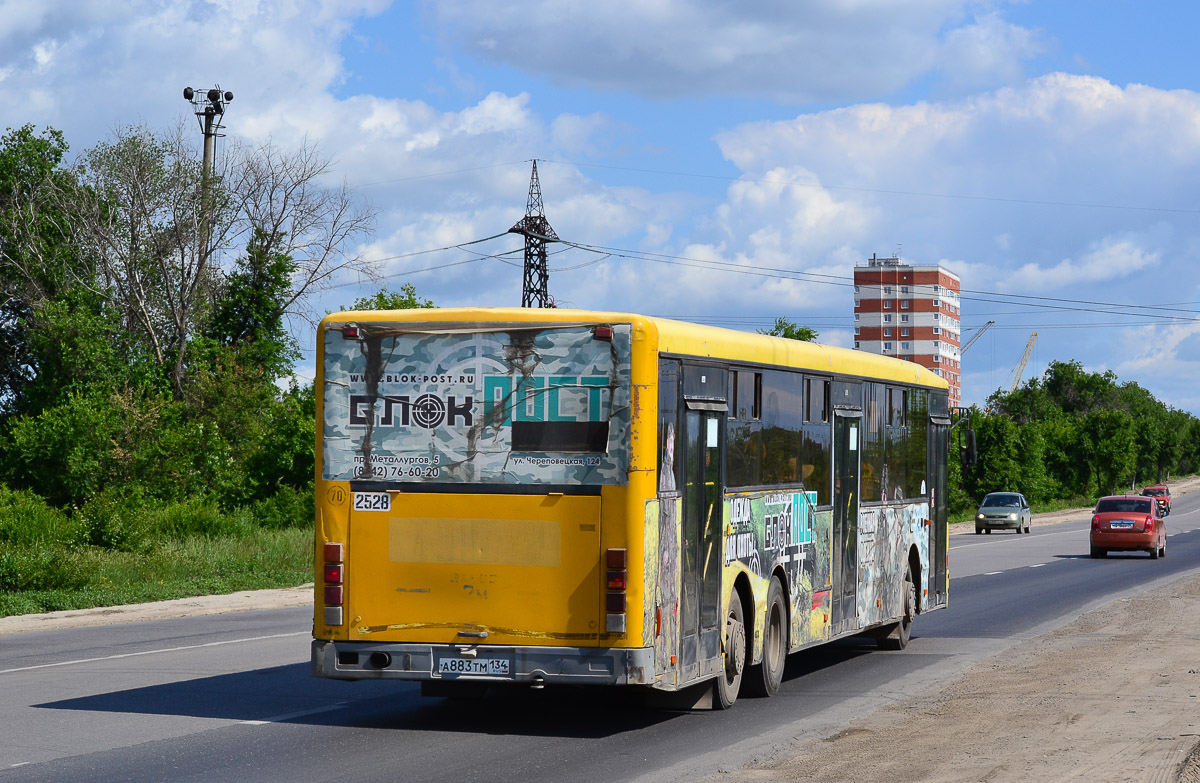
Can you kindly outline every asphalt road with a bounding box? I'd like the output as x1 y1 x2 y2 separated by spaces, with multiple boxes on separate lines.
4 497 1199 783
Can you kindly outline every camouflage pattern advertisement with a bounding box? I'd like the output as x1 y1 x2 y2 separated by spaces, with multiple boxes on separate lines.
322 322 632 485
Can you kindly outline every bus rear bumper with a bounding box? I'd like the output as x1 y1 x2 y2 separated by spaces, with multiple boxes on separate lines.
311 639 657 687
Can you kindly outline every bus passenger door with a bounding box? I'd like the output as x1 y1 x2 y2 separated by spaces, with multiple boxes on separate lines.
681 403 725 684
928 416 950 608
832 411 861 630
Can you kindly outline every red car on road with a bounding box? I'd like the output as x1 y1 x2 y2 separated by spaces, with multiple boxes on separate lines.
1090 495 1166 559
1140 484 1171 516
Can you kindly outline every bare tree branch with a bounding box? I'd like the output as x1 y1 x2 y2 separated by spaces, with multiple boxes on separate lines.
225 137 378 323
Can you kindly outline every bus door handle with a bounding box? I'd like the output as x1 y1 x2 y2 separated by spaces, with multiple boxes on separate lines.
458 631 489 639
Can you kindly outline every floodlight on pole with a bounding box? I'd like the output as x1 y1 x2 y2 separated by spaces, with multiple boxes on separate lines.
182 85 233 270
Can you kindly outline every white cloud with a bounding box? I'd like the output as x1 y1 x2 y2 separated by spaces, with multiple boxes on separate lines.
936 11 1043 93
423 0 1040 102
549 112 614 157
0 1 388 147
1008 237 1159 290
453 91 532 135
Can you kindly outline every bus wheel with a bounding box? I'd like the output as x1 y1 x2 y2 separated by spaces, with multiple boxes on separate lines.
877 564 915 651
715 591 746 710
747 578 786 697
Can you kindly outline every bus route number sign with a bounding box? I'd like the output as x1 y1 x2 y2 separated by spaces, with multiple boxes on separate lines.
352 492 391 513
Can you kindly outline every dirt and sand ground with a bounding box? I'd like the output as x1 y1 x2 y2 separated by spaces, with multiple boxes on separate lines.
4 484 1200 782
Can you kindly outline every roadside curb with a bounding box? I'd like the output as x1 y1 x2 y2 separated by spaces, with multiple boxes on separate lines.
0 584 314 636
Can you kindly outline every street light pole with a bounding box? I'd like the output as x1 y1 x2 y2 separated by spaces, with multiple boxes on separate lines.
182 85 233 271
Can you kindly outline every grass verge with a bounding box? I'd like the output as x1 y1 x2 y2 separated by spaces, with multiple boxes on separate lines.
0 526 311 618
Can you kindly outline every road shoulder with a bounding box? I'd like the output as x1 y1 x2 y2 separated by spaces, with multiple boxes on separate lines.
0 584 312 636
711 569 1200 782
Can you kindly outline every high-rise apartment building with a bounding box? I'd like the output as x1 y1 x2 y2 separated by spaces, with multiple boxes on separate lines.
853 254 962 407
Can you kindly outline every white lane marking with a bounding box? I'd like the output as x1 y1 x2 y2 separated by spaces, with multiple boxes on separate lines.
0 631 308 674
1030 563 1046 568
10 762 31 768
239 703 348 725
984 571 1003 575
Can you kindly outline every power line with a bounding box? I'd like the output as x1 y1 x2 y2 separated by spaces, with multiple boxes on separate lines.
327 230 1200 331
552 236 1200 323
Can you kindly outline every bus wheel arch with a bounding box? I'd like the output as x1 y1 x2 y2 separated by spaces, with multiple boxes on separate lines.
877 550 919 651
908 545 923 615
715 577 752 709
746 570 788 697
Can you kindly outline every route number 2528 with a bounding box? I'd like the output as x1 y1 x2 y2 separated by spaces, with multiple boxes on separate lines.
352 492 391 512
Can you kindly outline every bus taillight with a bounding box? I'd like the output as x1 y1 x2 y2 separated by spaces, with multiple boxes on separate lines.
606 548 627 634
323 542 345 626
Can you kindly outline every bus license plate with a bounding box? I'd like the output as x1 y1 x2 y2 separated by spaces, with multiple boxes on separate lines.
436 656 511 676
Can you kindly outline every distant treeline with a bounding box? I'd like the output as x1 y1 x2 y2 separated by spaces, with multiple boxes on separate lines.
948 359 1200 515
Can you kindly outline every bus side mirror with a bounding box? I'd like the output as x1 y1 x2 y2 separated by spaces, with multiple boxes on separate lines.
961 429 977 467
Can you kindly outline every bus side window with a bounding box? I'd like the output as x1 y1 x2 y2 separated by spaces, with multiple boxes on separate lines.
659 360 681 494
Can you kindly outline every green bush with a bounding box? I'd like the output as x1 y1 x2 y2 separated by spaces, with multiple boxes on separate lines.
249 484 314 530
76 487 153 552
0 484 85 547
148 497 255 539
0 545 91 591
5 391 120 507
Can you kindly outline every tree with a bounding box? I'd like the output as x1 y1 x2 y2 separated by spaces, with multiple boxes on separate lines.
60 123 235 398
0 124 84 412
759 316 818 342
43 127 377 399
204 229 299 381
343 282 434 311
1043 360 1118 416
226 138 377 324
1081 409 1137 495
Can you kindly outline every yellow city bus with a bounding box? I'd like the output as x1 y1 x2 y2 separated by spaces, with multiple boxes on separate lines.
311 307 950 708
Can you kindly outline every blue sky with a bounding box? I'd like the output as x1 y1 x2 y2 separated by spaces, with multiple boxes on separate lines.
2 1 1200 412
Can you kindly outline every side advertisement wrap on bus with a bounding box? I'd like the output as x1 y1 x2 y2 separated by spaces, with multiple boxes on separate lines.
321 323 633 485
721 490 836 649
644 490 932 667
857 502 930 626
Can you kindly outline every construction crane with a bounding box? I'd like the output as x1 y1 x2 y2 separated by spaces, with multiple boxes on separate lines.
960 320 995 354
1010 332 1038 392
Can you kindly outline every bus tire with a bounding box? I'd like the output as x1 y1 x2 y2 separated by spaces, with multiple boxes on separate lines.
877 564 915 651
746 578 786 697
714 590 746 710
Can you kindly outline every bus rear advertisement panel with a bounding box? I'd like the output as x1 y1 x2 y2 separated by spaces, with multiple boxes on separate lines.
321 321 633 485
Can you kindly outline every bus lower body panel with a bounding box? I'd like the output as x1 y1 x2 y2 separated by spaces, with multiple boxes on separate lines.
312 640 656 687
